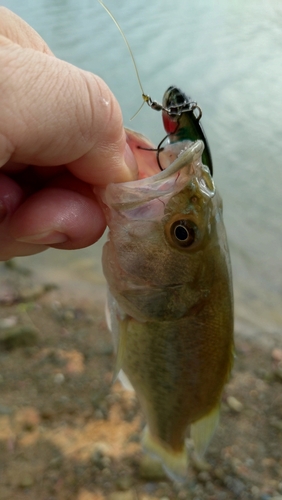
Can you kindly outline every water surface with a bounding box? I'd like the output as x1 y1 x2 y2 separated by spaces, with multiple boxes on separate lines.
2 0 282 340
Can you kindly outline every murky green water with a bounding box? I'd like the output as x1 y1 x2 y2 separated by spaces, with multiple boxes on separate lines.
2 0 282 339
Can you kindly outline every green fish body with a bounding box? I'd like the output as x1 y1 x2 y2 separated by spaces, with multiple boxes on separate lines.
97 134 233 481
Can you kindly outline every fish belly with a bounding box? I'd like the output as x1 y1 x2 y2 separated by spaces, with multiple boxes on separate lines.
113 304 233 479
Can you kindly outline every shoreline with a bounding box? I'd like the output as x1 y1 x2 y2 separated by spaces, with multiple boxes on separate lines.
0 258 282 499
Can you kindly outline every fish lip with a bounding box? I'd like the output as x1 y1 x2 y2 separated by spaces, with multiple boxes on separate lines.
118 139 204 189
96 139 215 213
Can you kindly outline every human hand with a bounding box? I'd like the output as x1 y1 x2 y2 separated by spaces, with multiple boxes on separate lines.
0 8 137 261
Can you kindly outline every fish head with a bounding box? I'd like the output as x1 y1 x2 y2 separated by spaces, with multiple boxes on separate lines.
97 135 227 320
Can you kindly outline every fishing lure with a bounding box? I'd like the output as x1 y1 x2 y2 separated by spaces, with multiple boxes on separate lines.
98 0 213 175
160 86 213 175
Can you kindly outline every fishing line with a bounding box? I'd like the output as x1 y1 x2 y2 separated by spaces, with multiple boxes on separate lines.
97 0 187 171
98 0 150 118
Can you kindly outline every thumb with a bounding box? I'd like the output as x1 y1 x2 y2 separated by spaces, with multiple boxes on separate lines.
0 37 137 185
66 73 138 185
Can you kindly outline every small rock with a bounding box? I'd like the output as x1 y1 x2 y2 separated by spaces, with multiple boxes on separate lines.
15 407 40 431
40 407 55 420
213 467 225 481
250 485 260 498
274 366 282 382
91 442 111 470
216 493 228 500
139 454 167 481
142 482 158 495
49 456 63 469
94 409 105 420
91 448 104 469
272 348 282 362
93 341 114 355
0 404 12 415
245 457 254 467
17 283 56 302
127 433 140 443
101 467 111 477
108 491 136 500
192 484 205 497
224 476 245 495
54 373 65 384
226 396 243 412
4 259 31 275
261 457 276 467
0 316 18 329
55 308 75 322
205 481 215 494
270 418 282 431
63 309 76 321
91 391 107 409
197 471 211 483
19 473 34 488
0 325 39 350
177 492 189 500
0 283 18 304
116 476 134 491
102 457 111 468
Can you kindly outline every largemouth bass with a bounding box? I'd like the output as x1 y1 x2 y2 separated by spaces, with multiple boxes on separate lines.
97 95 233 481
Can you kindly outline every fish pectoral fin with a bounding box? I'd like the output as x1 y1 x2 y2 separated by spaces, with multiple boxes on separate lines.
142 426 188 482
190 405 220 458
105 297 112 332
112 317 128 383
112 315 134 391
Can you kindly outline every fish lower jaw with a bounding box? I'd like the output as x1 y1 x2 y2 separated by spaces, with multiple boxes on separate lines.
142 426 188 483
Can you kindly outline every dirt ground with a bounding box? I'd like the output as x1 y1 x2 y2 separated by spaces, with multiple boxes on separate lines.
0 259 282 500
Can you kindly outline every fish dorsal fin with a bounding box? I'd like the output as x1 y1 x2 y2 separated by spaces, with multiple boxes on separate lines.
190 405 220 458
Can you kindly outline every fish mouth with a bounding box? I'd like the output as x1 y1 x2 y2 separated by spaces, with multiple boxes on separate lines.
125 128 204 182
97 134 215 211
128 136 203 184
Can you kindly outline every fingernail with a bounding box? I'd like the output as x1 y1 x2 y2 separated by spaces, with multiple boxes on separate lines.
16 230 68 245
0 200 7 223
123 142 138 179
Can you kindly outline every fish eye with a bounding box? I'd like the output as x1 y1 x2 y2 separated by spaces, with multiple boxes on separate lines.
170 219 196 248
